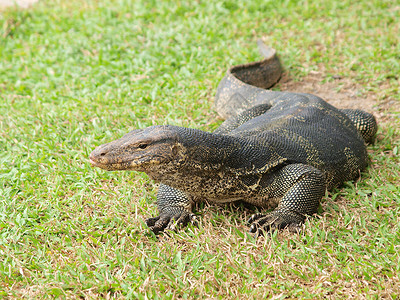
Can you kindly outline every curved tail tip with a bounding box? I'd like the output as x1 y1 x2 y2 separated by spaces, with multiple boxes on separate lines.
256 39 276 59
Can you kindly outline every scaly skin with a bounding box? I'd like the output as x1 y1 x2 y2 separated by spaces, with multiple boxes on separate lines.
90 41 377 236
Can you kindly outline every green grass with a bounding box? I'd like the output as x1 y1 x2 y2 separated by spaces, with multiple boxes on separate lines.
1 0 399 298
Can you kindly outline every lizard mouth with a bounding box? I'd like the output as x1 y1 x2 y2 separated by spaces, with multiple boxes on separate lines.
89 151 134 170
89 157 127 170
89 158 102 168
89 154 164 171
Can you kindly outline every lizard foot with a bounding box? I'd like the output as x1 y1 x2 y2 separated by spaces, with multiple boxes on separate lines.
145 210 198 234
247 210 304 237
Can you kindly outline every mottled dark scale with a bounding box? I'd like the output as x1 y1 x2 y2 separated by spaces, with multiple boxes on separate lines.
89 41 377 235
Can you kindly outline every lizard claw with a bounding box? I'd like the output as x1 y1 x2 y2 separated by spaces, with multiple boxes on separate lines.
145 211 198 234
248 213 279 237
165 213 198 232
247 211 304 237
145 215 169 234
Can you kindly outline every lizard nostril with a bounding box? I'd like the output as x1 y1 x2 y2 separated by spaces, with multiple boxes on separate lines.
100 152 106 156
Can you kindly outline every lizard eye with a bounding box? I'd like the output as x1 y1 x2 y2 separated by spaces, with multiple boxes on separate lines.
138 143 148 149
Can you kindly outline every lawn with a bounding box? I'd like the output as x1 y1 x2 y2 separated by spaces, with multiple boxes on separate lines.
1 0 399 298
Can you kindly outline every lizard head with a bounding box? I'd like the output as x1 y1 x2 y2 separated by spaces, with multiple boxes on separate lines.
89 125 182 172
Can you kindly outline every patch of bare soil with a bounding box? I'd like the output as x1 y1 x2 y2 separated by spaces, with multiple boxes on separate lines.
277 71 398 123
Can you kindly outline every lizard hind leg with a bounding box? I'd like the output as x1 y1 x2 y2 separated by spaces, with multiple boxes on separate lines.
248 164 326 236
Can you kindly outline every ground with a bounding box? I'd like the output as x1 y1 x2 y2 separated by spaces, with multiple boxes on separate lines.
279 71 398 122
1 0 399 298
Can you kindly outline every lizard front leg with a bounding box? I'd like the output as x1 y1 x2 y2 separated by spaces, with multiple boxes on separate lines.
145 184 197 233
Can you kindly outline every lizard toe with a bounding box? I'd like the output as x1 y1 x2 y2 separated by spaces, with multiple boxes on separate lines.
166 212 198 232
247 213 267 225
249 214 279 234
146 215 171 234
249 212 300 236
145 216 160 227
146 211 197 234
